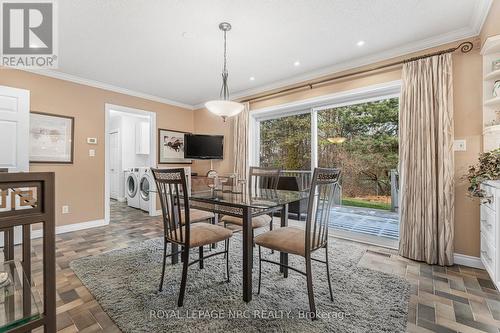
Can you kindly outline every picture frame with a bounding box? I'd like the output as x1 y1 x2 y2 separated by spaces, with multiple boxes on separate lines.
158 128 192 164
30 112 74 164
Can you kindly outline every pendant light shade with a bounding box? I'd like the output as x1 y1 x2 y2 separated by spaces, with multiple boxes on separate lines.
205 22 244 121
205 100 245 120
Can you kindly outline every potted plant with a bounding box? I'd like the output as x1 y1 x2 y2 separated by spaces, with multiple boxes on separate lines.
464 148 500 198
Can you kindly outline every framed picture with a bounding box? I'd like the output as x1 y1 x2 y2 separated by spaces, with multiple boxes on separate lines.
158 128 192 164
30 112 74 163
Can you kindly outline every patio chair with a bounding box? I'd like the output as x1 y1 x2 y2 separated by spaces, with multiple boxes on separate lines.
220 166 281 233
255 167 341 318
151 168 233 307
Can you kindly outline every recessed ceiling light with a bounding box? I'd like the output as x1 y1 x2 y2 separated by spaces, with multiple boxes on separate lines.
249 76 255 81
357 40 365 47
293 60 301 67
182 31 196 39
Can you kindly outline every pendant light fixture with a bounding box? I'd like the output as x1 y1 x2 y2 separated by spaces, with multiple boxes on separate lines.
205 22 244 122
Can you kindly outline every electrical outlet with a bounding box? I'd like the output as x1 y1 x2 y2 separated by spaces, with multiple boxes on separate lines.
453 139 467 152
89 149 96 157
62 205 69 214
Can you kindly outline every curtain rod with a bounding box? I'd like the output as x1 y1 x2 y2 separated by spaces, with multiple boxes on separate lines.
241 41 474 103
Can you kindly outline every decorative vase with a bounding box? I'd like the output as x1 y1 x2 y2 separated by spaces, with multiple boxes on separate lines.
494 80 500 97
494 59 500 71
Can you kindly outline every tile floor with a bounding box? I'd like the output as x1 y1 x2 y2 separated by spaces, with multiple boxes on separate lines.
24 201 500 332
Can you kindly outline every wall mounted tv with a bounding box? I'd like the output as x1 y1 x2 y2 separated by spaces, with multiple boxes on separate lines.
184 134 224 160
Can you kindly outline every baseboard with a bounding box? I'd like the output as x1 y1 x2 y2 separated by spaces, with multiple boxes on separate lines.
117 197 127 203
454 253 484 269
0 219 109 247
31 219 109 239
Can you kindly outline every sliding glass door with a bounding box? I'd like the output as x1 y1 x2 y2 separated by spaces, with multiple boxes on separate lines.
251 85 401 247
316 98 400 246
259 112 311 171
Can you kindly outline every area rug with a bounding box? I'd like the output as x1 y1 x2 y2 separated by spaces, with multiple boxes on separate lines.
70 236 409 332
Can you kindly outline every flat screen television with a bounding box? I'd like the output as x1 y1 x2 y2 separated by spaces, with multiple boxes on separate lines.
184 134 224 160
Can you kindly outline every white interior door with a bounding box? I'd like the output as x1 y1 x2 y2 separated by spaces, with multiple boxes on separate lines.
109 131 120 199
0 86 30 172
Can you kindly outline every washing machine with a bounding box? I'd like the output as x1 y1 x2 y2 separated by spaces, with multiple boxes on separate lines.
125 168 140 209
138 167 155 213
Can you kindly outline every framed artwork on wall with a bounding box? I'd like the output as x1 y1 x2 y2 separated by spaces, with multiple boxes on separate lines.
158 128 192 164
30 112 74 163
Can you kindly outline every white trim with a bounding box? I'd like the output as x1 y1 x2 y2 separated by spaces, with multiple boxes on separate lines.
251 80 402 121
470 0 493 35
105 104 158 222
21 69 194 110
31 219 108 239
454 253 484 269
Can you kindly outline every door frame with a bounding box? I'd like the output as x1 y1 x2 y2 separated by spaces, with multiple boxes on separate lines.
104 104 157 223
108 128 122 200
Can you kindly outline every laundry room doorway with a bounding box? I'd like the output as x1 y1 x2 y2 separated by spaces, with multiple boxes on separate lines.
104 104 157 223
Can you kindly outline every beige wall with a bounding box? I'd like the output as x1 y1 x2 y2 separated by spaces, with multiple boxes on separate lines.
192 109 234 175
0 69 193 227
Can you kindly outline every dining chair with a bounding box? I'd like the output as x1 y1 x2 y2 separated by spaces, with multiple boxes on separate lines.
151 168 233 307
220 166 281 233
254 167 341 318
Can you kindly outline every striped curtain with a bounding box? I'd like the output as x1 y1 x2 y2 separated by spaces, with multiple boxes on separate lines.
233 102 250 181
398 53 455 266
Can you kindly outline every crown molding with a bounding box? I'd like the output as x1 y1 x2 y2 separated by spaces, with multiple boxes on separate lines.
470 0 493 34
193 26 482 108
20 68 195 110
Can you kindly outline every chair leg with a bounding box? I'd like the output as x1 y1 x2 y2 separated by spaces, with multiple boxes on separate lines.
305 256 316 320
211 217 216 249
269 220 274 254
325 245 333 301
225 239 230 282
159 239 167 292
199 246 204 269
178 247 190 307
257 245 262 294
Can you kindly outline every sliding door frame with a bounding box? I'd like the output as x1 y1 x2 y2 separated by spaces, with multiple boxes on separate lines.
249 80 402 169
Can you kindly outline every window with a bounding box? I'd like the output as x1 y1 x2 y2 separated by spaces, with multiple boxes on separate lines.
317 98 399 211
259 113 311 170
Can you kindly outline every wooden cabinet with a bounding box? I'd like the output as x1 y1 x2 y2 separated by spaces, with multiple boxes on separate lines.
480 181 500 289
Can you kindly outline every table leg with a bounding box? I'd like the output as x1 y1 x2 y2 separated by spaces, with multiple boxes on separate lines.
280 204 289 278
242 207 253 302
211 213 218 249
171 243 179 265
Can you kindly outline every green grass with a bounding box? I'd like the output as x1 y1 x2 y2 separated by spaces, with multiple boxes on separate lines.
341 198 391 211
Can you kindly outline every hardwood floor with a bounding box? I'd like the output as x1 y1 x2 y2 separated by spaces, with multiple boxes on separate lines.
27 201 500 332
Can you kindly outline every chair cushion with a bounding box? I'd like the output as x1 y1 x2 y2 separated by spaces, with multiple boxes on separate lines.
217 222 243 232
173 223 232 248
255 227 306 256
180 209 215 224
221 214 272 229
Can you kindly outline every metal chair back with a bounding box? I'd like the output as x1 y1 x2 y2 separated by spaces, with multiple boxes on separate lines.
248 167 281 193
151 168 190 245
305 168 341 254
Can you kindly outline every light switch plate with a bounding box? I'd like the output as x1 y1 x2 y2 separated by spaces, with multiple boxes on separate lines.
87 138 97 145
454 139 466 152
62 205 69 214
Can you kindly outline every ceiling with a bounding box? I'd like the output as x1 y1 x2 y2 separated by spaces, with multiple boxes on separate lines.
46 0 491 108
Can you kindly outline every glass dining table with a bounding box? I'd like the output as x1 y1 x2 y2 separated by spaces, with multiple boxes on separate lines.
186 188 309 303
